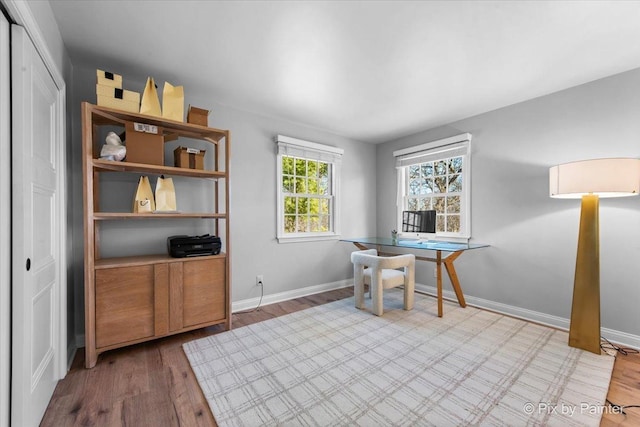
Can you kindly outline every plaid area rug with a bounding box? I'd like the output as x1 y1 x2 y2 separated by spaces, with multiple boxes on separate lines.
183 290 614 426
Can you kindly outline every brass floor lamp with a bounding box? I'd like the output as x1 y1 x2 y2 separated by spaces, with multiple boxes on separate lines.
549 158 640 354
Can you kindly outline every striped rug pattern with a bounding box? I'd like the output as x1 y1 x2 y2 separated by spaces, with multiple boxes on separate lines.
183 290 614 426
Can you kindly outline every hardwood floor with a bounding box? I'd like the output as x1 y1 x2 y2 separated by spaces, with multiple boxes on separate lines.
41 288 640 426
601 346 640 427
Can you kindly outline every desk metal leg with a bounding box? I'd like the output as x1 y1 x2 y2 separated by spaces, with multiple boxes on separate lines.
436 251 443 317
444 251 466 308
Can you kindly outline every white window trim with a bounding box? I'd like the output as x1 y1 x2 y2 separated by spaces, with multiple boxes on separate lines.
276 135 343 243
394 133 472 242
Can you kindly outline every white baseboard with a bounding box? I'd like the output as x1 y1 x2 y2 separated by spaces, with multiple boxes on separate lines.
600 327 640 351
74 280 639 352
415 283 640 350
232 279 353 312
73 280 353 349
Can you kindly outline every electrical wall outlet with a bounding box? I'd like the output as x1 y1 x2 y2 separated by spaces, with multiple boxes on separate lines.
256 275 264 286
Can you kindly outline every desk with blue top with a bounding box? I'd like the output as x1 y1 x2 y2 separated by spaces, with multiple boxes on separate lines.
341 237 489 317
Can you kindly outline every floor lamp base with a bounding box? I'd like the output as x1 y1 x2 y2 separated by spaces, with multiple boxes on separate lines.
568 194 601 354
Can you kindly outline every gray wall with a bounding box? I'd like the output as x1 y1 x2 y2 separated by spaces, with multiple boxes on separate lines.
377 68 640 342
27 0 640 350
69 62 376 341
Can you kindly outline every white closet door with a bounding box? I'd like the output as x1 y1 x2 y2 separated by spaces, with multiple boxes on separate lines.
0 11 11 427
11 24 62 427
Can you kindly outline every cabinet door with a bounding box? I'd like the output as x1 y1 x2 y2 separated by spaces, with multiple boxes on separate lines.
95 265 155 348
170 258 226 330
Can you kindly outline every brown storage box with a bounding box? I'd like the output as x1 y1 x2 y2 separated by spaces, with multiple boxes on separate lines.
125 121 164 165
187 105 209 127
174 146 206 170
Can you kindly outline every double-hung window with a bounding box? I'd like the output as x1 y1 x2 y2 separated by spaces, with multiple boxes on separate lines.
276 135 343 243
394 133 472 241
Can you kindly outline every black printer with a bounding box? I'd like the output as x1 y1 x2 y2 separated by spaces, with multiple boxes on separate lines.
167 234 221 258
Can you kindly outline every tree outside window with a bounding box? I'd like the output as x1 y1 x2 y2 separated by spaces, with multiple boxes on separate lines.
394 133 471 240
276 135 343 243
405 156 463 233
282 156 332 233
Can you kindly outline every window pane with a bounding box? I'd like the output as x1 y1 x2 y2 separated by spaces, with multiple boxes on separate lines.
309 198 319 214
295 177 306 194
283 157 294 175
320 199 329 214
434 176 446 193
408 198 418 210
284 197 296 214
318 162 329 179
447 215 461 232
308 178 318 194
284 215 296 233
436 215 445 232
409 179 420 195
307 160 318 177
409 165 419 179
420 163 433 177
295 158 306 176
419 198 432 211
447 195 460 213
320 215 329 231
282 176 294 193
433 196 445 213
297 197 308 214
449 157 463 174
448 174 462 193
296 216 308 232
420 178 433 194
435 160 447 175
309 216 320 232
318 177 329 195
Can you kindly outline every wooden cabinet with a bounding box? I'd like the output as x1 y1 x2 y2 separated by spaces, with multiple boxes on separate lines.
173 257 227 329
95 264 156 348
82 103 231 368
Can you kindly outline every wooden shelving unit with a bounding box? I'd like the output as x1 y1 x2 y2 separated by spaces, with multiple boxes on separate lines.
82 102 231 368
93 212 226 220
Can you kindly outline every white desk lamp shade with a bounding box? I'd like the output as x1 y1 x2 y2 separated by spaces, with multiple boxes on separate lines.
549 158 640 199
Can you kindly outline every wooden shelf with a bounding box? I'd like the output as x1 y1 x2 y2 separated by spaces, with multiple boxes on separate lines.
95 253 227 269
92 212 226 220
88 103 228 143
93 159 226 179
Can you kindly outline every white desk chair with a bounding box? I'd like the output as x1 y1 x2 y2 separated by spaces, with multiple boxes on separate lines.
351 249 415 316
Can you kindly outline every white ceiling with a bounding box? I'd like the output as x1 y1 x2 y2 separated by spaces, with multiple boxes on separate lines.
49 0 640 143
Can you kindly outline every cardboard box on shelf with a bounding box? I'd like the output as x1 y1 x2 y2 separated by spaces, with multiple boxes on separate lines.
125 121 164 166
174 146 206 170
96 84 140 113
186 105 209 127
96 69 123 88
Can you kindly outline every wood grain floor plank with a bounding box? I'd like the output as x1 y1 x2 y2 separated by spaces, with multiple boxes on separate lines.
601 350 640 426
162 344 217 426
40 287 639 426
57 365 122 426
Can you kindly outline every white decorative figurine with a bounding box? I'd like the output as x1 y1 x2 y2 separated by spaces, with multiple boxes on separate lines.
100 131 126 161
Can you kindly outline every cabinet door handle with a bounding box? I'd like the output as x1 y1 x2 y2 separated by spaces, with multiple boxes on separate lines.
26 258 31 271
